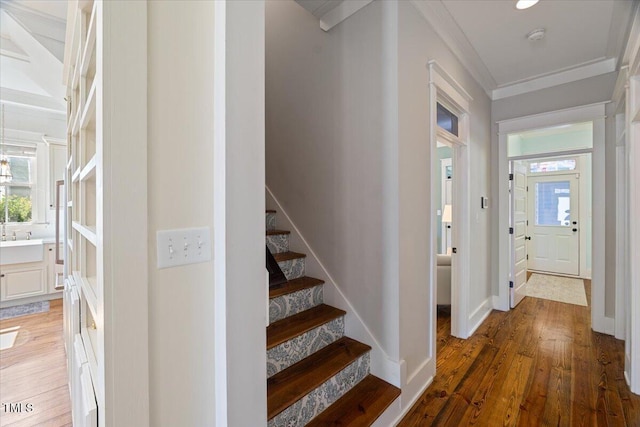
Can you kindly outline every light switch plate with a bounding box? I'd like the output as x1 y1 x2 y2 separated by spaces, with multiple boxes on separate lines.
157 227 212 269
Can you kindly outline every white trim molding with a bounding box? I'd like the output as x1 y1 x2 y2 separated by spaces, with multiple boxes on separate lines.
319 0 374 32
428 61 472 340
492 58 617 101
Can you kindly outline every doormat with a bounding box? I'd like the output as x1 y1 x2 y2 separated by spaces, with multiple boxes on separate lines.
0 301 50 320
526 273 587 306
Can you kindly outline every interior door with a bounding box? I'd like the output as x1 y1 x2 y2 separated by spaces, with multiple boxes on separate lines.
527 174 580 275
510 161 528 308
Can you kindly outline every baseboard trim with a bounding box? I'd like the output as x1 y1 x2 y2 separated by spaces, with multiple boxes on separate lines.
468 298 492 337
266 186 402 386
380 357 436 427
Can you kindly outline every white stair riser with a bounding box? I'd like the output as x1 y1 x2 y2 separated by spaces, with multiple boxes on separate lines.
267 316 344 378
278 258 305 280
266 212 277 231
267 233 290 254
269 285 323 324
267 352 370 427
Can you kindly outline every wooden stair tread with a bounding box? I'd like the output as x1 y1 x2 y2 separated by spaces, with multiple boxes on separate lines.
267 304 345 350
273 251 306 262
306 375 400 427
266 209 276 213
270 276 325 299
267 337 371 420
267 229 291 236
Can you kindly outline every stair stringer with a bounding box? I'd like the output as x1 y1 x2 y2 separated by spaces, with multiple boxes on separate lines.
266 186 402 389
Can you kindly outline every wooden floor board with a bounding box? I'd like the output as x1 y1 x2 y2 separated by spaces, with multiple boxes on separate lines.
0 299 71 427
399 280 640 426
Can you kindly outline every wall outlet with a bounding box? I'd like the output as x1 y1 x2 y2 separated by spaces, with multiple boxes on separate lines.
156 227 212 269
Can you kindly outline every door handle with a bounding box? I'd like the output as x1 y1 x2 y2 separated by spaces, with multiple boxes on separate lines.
572 228 578 232
452 247 457 254
525 236 531 240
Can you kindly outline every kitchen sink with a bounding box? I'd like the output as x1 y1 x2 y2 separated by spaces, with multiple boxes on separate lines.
0 239 45 265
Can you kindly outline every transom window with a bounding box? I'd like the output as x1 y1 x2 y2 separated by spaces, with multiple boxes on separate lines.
437 102 459 137
529 158 576 173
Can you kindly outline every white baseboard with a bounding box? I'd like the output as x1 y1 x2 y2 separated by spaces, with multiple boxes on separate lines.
468 298 492 337
266 186 402 387
382 357 435 426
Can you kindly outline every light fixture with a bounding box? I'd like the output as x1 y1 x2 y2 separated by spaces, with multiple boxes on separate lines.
526 28 546 41
516 0 539 10
0 105 12 183
441 204 452 223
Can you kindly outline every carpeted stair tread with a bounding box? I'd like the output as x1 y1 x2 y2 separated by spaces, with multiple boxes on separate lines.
273 251 306 262
305 374 401 427
267 304 345 350
267 229 291 236
267 337 371 420
269 276 325 299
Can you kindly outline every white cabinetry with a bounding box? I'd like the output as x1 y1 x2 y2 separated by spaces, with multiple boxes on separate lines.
0 243 61 305
0 265 46 300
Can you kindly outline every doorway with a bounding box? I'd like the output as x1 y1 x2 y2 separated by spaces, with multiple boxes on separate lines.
509 152 591 310
509 153 591 308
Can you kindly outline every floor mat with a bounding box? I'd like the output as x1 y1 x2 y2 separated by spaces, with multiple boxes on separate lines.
0 301 50 320
526 273 587 306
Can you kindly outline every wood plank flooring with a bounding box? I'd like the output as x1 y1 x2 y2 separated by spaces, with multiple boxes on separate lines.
399 280 640 426
0 299 71 427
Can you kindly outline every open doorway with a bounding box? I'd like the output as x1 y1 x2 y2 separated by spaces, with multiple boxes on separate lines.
436 142 453 333
428 61 472 341
509 151 592 308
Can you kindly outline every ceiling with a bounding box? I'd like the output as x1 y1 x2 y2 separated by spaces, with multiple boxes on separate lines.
438 0 635 96
0 0 67 142
297 0 637 100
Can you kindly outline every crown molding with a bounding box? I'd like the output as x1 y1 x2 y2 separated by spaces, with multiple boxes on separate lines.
410 0 496 98
492 57 617 101
319 0 374 32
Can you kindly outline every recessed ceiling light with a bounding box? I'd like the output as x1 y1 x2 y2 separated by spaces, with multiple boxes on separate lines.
526 28 546 41
516 0 539 10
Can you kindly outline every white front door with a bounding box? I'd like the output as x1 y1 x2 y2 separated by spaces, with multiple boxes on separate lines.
510 161 528 308
527 174 580 275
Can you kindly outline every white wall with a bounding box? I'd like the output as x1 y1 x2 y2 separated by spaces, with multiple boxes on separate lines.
397 0 492 394
147 3 217 425
223 1 268 425
266 0 400 361
491 72 617 317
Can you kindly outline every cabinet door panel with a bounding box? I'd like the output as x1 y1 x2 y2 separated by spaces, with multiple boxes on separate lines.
2 268 46 300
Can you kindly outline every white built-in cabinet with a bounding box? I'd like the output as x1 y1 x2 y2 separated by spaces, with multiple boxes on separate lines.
64 0 100 425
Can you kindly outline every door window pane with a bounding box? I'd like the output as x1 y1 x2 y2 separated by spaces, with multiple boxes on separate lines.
535 181 570 226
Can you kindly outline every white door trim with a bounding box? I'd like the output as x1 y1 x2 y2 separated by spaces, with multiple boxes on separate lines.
496 103 608 335
428 61 472 339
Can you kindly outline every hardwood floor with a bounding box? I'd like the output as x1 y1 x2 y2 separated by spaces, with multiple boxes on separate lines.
399 280 640 426
0 299 71 427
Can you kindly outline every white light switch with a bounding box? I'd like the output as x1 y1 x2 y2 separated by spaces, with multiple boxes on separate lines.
157 227 212 269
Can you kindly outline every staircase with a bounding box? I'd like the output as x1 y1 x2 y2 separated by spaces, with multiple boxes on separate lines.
266 209 400 427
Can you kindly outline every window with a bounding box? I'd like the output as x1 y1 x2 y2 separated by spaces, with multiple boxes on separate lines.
529 158 576 173
534 180 571 226
437 102 459 137
0 149 36 223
